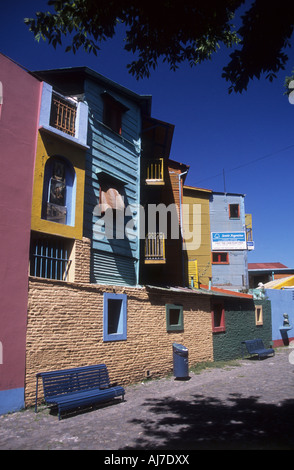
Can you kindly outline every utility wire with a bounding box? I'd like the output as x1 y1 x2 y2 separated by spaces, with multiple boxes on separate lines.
194 143 294 185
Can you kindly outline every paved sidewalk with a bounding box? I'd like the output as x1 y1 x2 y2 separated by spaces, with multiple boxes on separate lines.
1 347 294 450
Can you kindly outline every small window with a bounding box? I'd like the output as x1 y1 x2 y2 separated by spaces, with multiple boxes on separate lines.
30 233 73 281
212 252 229 264
166 304 183 331
103 293 127 341
42 156 76 226
229 204 240 219
212 302 225 333
99 182 125 214
102 93 128 135
255 305 263 325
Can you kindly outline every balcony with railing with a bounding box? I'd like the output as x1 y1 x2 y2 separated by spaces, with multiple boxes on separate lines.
39 82 88 148
50 92 77 136
144 232 166 264
145 158 164 185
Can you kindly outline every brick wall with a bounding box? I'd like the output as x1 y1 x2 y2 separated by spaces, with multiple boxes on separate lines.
74 237 91 283
26 278 213 406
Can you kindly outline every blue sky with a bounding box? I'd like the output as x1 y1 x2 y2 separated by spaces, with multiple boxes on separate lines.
2 1 294 267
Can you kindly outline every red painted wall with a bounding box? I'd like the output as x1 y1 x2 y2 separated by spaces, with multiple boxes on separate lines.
0 54 41 395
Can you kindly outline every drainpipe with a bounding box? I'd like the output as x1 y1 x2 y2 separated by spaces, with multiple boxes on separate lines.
178 171 188 286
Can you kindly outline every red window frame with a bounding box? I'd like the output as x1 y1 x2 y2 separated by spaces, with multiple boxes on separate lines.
212 252 229 264
211 302 226 333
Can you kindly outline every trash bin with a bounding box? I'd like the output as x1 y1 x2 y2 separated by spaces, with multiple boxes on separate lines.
172 343 189 378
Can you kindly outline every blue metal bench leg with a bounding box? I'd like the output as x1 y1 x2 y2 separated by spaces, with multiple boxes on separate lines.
35 375 39 413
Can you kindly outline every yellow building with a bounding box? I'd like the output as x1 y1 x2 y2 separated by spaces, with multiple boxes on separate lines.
183 185 212 287
31 132 86 240
30 82 88 282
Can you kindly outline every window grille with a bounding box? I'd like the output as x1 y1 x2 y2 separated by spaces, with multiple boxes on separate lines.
50 92 77 136
30 236 71 281
145 232 166 263
146 158 164 184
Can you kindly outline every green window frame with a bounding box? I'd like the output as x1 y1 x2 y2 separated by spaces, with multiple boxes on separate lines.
166 304 184 331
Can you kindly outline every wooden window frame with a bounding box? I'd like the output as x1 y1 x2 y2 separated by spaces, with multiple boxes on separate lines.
211 302 226 333
102 93 128 135
103 100 122 135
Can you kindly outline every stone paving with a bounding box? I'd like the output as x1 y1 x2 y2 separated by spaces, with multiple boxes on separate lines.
1 347 294 451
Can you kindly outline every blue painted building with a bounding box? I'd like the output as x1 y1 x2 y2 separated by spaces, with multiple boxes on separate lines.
35 67 154 286
210 192 249 291
266 288 294 347
257 277 294 347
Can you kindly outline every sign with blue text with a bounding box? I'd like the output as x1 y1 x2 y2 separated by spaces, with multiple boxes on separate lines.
211 232 246 250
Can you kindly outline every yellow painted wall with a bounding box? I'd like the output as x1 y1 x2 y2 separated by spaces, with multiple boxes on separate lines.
31 131 85 239
245 213 253 241
183 186 212 286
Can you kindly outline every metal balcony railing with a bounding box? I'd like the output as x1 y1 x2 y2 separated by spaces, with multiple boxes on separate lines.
50 92 77 136
145 158 164 185
145 232 166 264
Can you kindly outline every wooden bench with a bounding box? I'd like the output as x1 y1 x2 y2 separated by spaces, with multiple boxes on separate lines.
241 339 275 360
35 364 125 419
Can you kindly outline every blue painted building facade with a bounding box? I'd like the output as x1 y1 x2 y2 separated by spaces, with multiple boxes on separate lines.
264 288 294 347
210 192 249 291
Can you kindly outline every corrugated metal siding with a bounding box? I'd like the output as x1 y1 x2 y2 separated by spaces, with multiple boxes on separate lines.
210 193 248 289
91 250 137 286
209 193 245 232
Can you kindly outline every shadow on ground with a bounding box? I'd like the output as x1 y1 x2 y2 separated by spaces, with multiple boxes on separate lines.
122 393 294 450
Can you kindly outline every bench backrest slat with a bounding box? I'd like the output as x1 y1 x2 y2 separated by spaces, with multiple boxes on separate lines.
38 364 111 399
244 339 265 352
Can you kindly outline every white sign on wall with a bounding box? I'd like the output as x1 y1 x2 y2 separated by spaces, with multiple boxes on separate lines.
211 232 247 250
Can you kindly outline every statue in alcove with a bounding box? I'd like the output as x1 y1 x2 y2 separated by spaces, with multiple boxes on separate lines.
283 313 290 327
